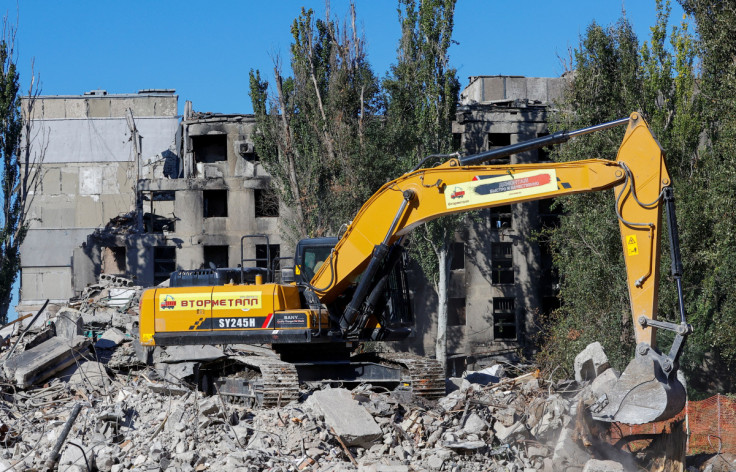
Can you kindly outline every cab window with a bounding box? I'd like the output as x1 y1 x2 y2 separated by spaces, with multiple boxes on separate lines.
302 246 334 280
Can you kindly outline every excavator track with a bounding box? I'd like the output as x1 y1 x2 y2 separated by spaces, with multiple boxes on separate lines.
377 352 446 400
214 355 300 408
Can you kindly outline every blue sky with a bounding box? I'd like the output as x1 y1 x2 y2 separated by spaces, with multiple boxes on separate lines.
11 1 687 115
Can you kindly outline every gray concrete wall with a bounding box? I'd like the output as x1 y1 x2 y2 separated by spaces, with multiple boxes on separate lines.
17 92 180 313
460 76 567 105
34 117 178 164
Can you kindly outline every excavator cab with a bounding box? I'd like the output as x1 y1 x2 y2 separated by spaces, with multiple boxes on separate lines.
294 237 339 284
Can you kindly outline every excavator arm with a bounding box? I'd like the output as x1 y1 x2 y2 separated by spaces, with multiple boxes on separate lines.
311 112 689 424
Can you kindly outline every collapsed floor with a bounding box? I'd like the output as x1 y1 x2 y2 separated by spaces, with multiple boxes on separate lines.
0 277 706 471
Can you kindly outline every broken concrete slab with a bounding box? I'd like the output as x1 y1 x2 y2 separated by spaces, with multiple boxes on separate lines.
111 311 133 330
590 367 619 398
465 365 504 385
306 388 382 448
81 307 116 327
154 361 197 383
3 335 91 387
552 426 591 469
493 420 526 443
59 440 96 470
95 327 127 349
582 459 625 472
574 341 610 383
54 308 84 339
154 345 225 363
69 360 111 393
462 413 488 434
445 377 470 394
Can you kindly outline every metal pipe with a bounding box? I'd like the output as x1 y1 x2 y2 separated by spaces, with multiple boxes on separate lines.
43 403 83 471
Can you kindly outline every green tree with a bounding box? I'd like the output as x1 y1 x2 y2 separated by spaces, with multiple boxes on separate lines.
383 0 460 371
539 2 701 378
677 0 736 388
0 22 42 323
249 5 392 246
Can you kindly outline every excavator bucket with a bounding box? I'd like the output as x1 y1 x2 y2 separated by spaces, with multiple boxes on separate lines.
591 342 686 425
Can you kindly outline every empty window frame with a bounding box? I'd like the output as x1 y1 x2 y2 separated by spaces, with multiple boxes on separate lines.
493 297 517 339
452 133 463 152
101 246 126 275
490 205 512 230
203 190 228 218
487 133 511 165
450 242 465 271
204 245 229 269
192 134 227 163
488 133 511 147
153 247 176 285
491 242 514 285
145 190 176 233
255 188 279 217
448 297 467 326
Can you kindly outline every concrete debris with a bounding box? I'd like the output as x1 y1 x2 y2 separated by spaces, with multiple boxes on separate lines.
306 388 383 447
583 459 626 471
3 335 91 387
574 341 611 383
53 308 84 339
95 327 127 349
0 279 689 471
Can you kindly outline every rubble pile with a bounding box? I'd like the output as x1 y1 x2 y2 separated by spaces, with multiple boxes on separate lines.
0 278 688 471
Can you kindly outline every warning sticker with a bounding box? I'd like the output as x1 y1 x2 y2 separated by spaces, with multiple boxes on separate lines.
445 170 558 209
627 235 639 256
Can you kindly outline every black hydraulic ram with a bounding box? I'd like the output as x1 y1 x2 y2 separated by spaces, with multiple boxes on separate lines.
459 117 630 166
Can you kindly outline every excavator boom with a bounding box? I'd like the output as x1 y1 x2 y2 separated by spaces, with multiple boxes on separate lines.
309 112 688 424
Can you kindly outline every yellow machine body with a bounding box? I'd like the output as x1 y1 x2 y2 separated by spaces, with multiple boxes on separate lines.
139 283 319 346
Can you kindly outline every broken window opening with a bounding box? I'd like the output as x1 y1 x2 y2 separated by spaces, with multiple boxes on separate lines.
144 214 176 233
204 245 229 269
452 133 462 152
144 191 176 232
537 132 552 162
255 188 280 217
490 205 512 230
448 297 467 326
153 246 176 285
450 242 465 271
151 191 175 201
491 242 514 285
192 134 227 163
487 133 511 165
539 240 559 296
101 246 126 275
203 190 228 218
493 297 517 339
538 199 561 229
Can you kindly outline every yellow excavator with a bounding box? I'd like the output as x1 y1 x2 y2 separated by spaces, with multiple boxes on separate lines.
139 113 690 424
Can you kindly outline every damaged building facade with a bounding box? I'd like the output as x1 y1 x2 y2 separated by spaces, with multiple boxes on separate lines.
19 76 566 369
401 76 567 370
18 91 283 315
